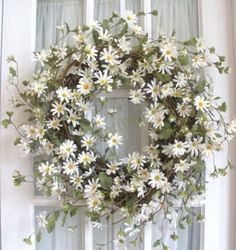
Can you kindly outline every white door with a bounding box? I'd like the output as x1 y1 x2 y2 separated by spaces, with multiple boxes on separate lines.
1 0 235 250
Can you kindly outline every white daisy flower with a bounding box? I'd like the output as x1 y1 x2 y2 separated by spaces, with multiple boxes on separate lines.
127 152 146 170
194 96 210 112
106 132 123 149
177 103 192 118
35 49 49 66
51 101 66 117
144 79 161 101
187 137 203 157
94 114 106 129
196 38 206 53
94 70 113 86
77 77 93 95
59 140 77 159
81 134 96 150
129 89 145 104
78 151 96 166
106 161 120 175
172 140 188 157
122 11 138 27
117 36 131 53
173 72 187 88
148 169 166 189
38 161 57 176
84 178 101 198
160 43 177 62
56 87 72 103
84 44 98 61
100 46 119 65
27 81 48 97
174 159 191 173
158 61 174 74
97 28 112 41
62 159 79 175
201 142 214 157
70 174 84 189
36 211 48 228
47 118 62 130
67 110 80 128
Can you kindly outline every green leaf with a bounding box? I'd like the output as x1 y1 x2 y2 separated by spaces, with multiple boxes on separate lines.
183 37 197 46
159 128 173 140
36 231 42 243
126 195 137 213
153 239 161 247
170 233 179 241
6 111 14 118
155 73 172 83
151 10 158 16
1 119 11 128
14 137 21 145
9 66 17 77
61 213 67 226
7 55 16 63
209 47 216 54
218 102 227 112
79 118 93 132
12 170 26 186
23 236 32 245
178 55 189 66
99 172 112 190
47 211 60 233
163 244 169 250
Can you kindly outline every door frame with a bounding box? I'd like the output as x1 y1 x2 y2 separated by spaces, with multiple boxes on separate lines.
1 0 236 249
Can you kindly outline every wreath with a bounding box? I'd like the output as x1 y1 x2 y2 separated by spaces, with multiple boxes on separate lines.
2 11 236 249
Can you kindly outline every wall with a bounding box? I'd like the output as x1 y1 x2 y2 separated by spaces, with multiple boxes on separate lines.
201 0 236 249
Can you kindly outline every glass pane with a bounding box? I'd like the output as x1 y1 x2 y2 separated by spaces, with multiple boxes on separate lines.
94 0 120 21
94 96 146 159
125 0 141 13
151 0 199 40
36 0 84 50
152 208 202 250
93 213 144 250
35 206 84 250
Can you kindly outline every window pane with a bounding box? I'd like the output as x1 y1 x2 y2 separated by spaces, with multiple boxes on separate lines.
94 0 120 21
36 0 84 50
151 0 199 40
35 206 85 250
93 213 144 250
152 208 202 250
94 96 146 159
125 0 141 13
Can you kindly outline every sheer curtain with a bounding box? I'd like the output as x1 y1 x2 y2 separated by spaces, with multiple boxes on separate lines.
36 0 84 50
151 0 199 40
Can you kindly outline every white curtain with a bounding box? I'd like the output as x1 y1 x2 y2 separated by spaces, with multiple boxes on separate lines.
36 0 84 50
151 0 199 40
94 0 120 21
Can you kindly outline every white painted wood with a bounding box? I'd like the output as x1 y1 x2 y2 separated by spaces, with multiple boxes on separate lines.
84 217 93 250
0 0 37 249
142 0 152 38
144 222 153 250
201 0 236 250
120 0 126 15
85 0 94 23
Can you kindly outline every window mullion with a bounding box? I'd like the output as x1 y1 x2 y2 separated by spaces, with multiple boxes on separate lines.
142 0 152 39
85 0 95 23
120 0 126 15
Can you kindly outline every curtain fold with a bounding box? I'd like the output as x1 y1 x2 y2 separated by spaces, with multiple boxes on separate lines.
151 0 199 40
36 0 84 50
